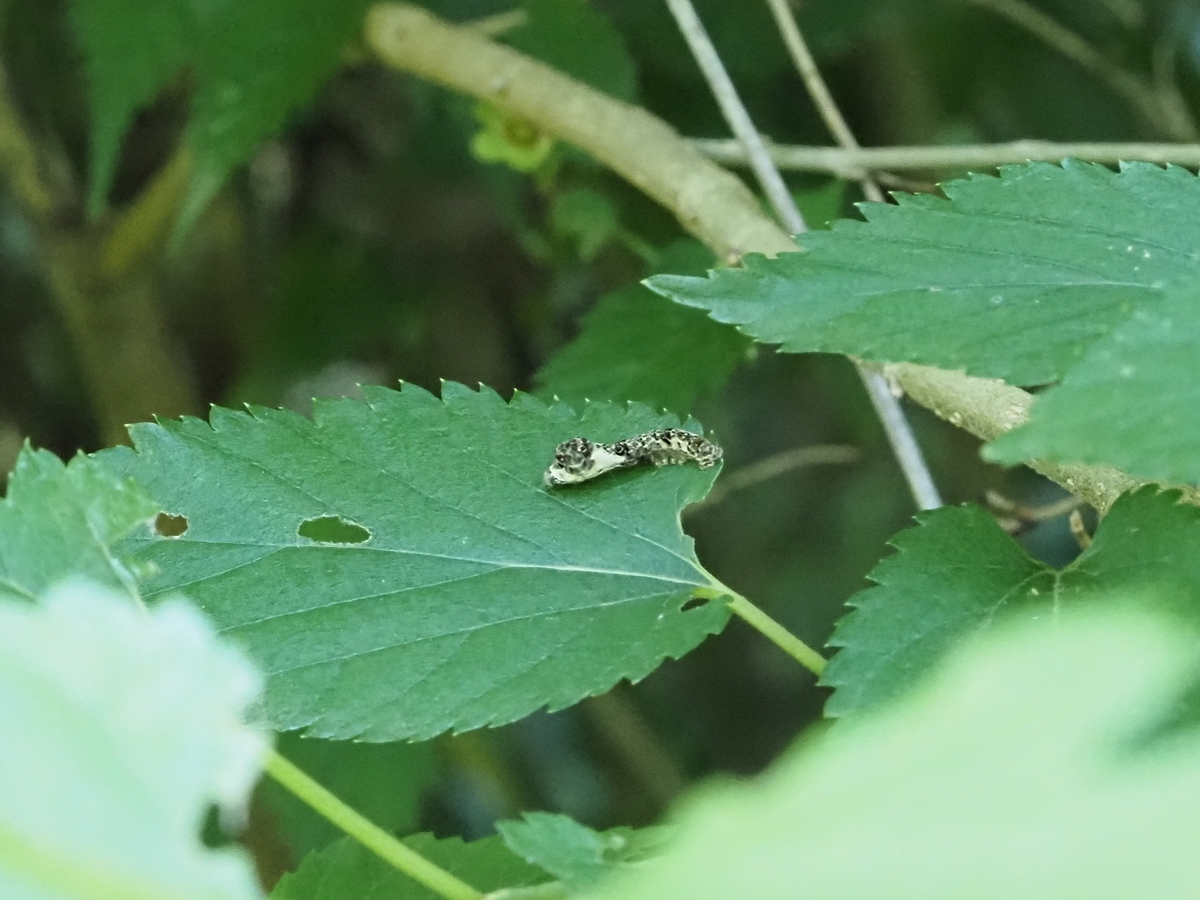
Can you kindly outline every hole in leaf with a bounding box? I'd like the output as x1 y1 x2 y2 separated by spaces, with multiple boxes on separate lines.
681 595 710 612
298 515 371 544
153 512 189 537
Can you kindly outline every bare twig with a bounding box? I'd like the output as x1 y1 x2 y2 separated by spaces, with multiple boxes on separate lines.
694 137 1200 174
761 0 943 509
691 444 860 510
664 0 806 234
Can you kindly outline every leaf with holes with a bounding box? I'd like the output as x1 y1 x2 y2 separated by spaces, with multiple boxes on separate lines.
0 446 156 603
0 580 266 900
98 383 729 741
71 0 371 229
648 161 1200 484
271 832 548 900
823 487 1200 717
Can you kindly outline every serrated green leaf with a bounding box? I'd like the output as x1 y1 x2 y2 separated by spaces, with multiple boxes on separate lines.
647 160 1200 483
270 833 548 900
98 383 730 741
506 0 638 101
498 812 671 890
260 731 438 858
582 607 1200 900
0 580 266 900
71 0 371 226
823 487 1200 716
536 241 750 414
821 503 1053 716
0 445 157 602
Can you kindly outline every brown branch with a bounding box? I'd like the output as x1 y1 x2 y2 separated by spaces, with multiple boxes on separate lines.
364 3 1194 514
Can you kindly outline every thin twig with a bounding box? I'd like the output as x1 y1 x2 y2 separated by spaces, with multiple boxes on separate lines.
693 137 1200 174
763 0 884 204
664 0 806 233
690 444 859 510
762 0 943 510
950 0 1197 140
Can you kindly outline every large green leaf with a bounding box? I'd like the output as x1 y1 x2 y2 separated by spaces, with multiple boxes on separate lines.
270 833 548 900
0 446 157 603
536 241 750 414
0 580 266 900
71 0 371 227
498 812 670 891
99 383 730 741
582 607 1200 900
823 487 1200 716
647 161 1200 484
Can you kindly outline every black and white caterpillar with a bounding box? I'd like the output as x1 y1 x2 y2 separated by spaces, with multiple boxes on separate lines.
544 427 722 487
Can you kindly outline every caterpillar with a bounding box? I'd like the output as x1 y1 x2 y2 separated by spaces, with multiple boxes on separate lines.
544 427 722 487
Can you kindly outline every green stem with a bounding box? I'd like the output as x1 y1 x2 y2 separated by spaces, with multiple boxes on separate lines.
264 749 482 900
725 593 827 676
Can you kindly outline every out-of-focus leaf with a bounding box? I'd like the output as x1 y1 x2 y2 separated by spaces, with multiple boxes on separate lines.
0 580 266 900
583 607 1200 900
71 0 372 230
537 241 750 414
550 187 619 262
506 0 638 101
0 445 156 603
99 383 729 741
270 833 548 900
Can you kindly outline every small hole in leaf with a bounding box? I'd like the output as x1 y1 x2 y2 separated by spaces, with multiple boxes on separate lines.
153 513 189 538
681 595 710 612
298 515 371 544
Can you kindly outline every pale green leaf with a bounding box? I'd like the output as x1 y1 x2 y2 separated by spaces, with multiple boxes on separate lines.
823 487 1200 716
0 445 157 603
270 833 548 900
259 732 439 858
99 383 729 741
648 161 1200 483
0 580 266 900
71 0 371 226
498 812 670 890
584 607 1200 900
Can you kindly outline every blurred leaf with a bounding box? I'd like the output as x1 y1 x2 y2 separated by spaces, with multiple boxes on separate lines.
824 488 1200 716
0 445 156 603
583 607 1200 900
648 161 1200 483
0 580 266 900
537 241 750 414
98 383 730 741
70 0 372 229
550 186 619 262
260 732 439 858
498 812 671 890
270 832 547 900
506 0 638 101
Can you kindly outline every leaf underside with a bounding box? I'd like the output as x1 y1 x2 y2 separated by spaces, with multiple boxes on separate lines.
648 160 1200 484
99 383 729 741
823 487 1200 717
